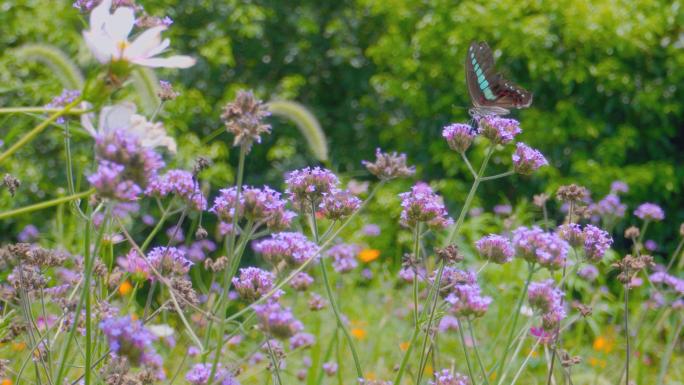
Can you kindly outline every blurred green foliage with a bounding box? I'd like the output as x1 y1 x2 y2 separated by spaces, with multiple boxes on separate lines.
1 0 683 252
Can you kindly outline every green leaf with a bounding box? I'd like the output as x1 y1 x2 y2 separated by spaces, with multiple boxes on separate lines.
267 100 328 162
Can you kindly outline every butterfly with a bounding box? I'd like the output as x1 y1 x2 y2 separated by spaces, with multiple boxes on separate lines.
465 41 533 118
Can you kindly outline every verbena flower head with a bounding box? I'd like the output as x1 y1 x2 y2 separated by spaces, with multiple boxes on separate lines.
475 234 514 264
512 226 569 270
323 362 338 376
290 332 315 350
442 123 475 153
362 148 416 180
253 302 303 339
232 267 279 302
512 143 548 175
650 272 684 295
362 224 381 236
210 186 295 231
253 232 319 267
289 272 314 291
18 225 40 243
183 240 217 263
634 203 665 222
157 80 179 101
429 368 470 385
399 266 426 283
610 180 629 194
327 243 361 273
45 89 81 123
477 116 521 145
221 90 271 150
83 0 195 68
438 268 491 318
88 160 143 201
319 189 362 220
100 315 162 368
555 223 584 248
578 265 599 281
595 193 626 219
146 169 206 210
117 249 151 281
493 204 512 216
147 246 192 277
582 225 612 262
285 167 339 210
185 363 239 385
399 183 453 229
528 279 566 331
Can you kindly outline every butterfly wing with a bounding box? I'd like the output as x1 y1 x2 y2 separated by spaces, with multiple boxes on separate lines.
465 41 533 112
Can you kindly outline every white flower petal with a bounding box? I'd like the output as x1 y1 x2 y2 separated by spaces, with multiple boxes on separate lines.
125 26 165 59
144 37 170 59
99 103 136 136
105 6 136 42
89 0 112 32
83 30 116 63
133 55 196 68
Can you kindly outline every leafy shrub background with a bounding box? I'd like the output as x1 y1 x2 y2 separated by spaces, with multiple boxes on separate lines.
1 0 683 255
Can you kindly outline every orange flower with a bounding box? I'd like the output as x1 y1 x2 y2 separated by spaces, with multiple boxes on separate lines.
593 336 614 353
358 249 380 263
351 328 367 340
119 280 133 296
2 379 14 385
399 341 410 351
11 341 26 352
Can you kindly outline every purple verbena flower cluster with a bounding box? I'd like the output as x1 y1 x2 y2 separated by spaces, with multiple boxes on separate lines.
146 169 207 210
45 89 81 124
477 116 521 145
475 234 514 264
99 315 162 369
442 123 475 153
634 202 665 222
147 246 193 278
252 301 304 339
232 267 279 302
185 363 240 385
399 182 453 229
253 232 319 267
512 143 548 175
512 226 569 270
582 224 613 262
528 279 566 332
319 189 362 220
327 243 361 273
211 186 296 231
285 167 340 210
439 268 491 318
429 368 470 385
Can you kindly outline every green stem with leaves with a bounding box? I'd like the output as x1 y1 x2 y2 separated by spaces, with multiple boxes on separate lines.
0 97 82 164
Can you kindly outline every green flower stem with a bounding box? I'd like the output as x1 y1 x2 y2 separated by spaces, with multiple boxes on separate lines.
468 318 490 385
412 224 422 325
0 188 95 220
0 106 86 114
210 144 247 379
312 200 363 378
480 170 515 182
657 315 684 385
456 316 476 384
0 97 82 164
446 144 495 244
408 145 496 385
493 264 534 380
54 207 107 385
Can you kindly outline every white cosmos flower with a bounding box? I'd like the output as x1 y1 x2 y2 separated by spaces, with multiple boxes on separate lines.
82 102 177 153
83 0 195 68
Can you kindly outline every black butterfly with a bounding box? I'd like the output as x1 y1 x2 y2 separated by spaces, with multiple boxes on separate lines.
465 41 533 118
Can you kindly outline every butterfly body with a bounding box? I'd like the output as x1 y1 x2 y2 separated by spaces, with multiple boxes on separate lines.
465 41 532 118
